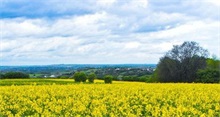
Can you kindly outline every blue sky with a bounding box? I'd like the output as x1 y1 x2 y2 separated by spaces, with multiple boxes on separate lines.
0 0 220 65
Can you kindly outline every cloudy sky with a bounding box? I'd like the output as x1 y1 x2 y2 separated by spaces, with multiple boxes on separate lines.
0 0 219 65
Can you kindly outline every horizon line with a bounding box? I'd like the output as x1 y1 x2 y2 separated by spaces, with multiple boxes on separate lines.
0 63 157 67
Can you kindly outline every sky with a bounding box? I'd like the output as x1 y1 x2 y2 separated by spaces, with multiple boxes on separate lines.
0 0 220 65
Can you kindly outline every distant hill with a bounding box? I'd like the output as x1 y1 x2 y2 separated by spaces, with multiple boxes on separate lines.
0 64 156 73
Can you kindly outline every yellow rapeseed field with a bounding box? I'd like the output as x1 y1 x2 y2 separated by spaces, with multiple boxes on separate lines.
0 83 219 116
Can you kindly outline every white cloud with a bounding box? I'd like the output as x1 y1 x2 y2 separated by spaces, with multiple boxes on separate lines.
1 18 47 38
0 0 220 65
206 0 220 6
124 42 140 49
96 0 116 7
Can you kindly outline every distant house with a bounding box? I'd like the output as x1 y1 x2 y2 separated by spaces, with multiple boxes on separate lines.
50 75 56 78
115 68 120 71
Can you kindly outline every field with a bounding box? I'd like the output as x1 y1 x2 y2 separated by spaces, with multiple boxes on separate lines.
0 79 219 116
0 79 77 86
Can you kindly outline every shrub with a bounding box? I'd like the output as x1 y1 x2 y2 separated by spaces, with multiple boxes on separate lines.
88 73 96 83
196 69 220 83
104 75 113 84
73 72 87 82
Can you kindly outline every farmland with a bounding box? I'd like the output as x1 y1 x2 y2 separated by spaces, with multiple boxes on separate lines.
0 80 219 116
0 79 76 86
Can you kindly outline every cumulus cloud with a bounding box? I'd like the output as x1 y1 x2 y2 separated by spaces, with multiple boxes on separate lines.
0 0 219 65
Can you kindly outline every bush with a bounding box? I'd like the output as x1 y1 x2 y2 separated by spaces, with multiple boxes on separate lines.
58 75 70 79
3 72 29 79
196 69 220 83
104 75 113 84
88 73 96 83
122 76 133 81
73 72 87 82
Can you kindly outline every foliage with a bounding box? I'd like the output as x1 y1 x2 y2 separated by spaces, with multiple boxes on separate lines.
206 58 220 70
0 73 5 79
151 69 159 82
57 75 70 79
196 69 220 83
120 75 150 82
94 67 154 82
156 41 208 82
122 76 137 81
196 58 220 83
0 83 219 116
73 72 87 82
104 75 113 84
1 72 30 79
0 64 155 81
145 76 157 83
88 73 96 83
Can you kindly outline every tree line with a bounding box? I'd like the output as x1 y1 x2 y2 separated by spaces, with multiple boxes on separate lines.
152 41 220 83
0 72 30 79
73 72 112 84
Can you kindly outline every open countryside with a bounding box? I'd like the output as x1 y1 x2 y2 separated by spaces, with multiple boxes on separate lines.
0 42 219 117
1 0 220 116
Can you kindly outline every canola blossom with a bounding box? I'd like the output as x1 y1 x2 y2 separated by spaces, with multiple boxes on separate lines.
0 83 219 116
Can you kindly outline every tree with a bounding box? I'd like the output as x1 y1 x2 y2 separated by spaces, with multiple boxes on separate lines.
156 41 208 82
3 72 30 79
73 72 87 82
88 73 96 83
104 75 113 84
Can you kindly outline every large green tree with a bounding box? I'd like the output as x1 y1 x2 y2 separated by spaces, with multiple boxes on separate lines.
156 41 208 82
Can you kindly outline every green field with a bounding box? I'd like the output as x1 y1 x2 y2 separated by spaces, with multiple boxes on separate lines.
0 79 78 86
